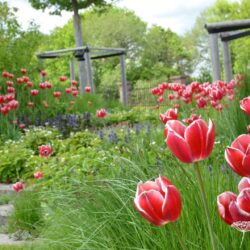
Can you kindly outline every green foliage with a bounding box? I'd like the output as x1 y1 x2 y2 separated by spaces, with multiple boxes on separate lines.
0 141 34 183
30 133 247 250
0 2 44 77
7 191 43 236
28 0 116 14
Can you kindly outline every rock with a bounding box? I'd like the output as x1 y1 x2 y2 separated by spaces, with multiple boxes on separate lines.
0 184 14 195
0 233 25 245
0 204 13 226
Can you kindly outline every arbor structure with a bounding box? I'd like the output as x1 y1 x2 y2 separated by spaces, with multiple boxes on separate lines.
29 0 115 94
36 46 128 105
205 19 250 82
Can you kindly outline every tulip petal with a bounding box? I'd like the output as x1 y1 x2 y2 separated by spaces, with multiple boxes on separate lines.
156 176 172 192
184 119 208 161
240 97 250 116
217 191 237 225
162 185 182 222
225 147 245 176
135 190 165 226
229 201 250 222
237 188 250 214
165 120 186 138
136 181 161 196
242 154 250 177
166 130 193 163
205 119 215 159
238 177 250 192
231 134 250 153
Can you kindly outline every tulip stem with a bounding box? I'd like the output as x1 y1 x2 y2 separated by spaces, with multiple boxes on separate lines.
194 162 216 250
240 232 245 249
171 222 188 250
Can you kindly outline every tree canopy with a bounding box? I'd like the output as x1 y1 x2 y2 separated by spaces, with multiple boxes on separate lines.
28 0 115 15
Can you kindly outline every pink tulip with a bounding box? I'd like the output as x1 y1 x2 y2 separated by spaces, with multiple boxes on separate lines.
13 182 24 192
30 89 39 96
71 80 78 86
238 177 250 192
164 119 215 163
217 179 250 232
85 86 91 93
225 134 250 177
160 108 178 124
21 68 27 74
53 92 61 98
240 97 250 116
39 145 53 157
96 109 107 118
134 176 181 226
34 171 43 180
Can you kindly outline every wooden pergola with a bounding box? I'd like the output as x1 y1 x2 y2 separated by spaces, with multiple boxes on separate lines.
36 46 128 105
205 19 250 82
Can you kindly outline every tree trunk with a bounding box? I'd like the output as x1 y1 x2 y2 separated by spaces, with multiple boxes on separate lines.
72 0 86 94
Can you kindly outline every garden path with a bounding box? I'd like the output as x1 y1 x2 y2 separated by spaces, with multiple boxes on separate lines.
0 184 26 246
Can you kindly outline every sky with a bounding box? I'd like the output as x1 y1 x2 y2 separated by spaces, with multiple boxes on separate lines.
7 0 219 35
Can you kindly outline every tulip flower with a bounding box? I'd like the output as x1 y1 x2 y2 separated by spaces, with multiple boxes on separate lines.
0 95 5 104
217 178 250 232
157 96 164 103
225 134 250 177
21 68 27 74
71 80 78 86
164 119 215 163
65 88 72 93
22 76 29 83
46 82 52 89
238 177 250 192
40 70 47 77
59 76 67 82
53 92 61 98
160 108 178 124
34 171 43 180
240 97 250 116
39 82 47 89
134 176 181 226
39 145 53 157
85 86 91 93
1 105 10 115
2 71 9 78
182 114 201 125
27 102 35 107
6 81 13 87
27 81 33 88
9 100 19 110
72 90 78 97
96 109 107 118
19 123 26 129
13 182 24 192
30 89 39 96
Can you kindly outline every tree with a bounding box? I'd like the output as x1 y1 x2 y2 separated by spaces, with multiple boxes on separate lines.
0 1 43 77
184 0 250 81
28 0 116 93
39 7 147 85
140 25 192 80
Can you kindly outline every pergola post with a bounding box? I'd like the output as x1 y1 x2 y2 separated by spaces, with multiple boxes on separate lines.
222 41 233 83
209 33 221 82
78 59 87 95
120 54 128 106
85 49 94 93
69 59 75 81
